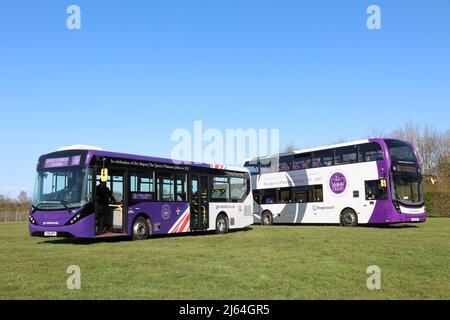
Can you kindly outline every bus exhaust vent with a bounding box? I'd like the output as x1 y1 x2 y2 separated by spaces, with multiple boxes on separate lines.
57 145 103 151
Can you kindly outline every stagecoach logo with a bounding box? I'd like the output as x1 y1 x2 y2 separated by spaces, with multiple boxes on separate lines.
313 205 335 212
161 204 171 220
329 172 347 194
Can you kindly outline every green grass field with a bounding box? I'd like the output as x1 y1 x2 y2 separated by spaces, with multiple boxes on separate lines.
0 219 449 300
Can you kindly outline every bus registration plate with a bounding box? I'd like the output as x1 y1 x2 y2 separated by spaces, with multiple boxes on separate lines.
411 218 420 222
44 231 57 237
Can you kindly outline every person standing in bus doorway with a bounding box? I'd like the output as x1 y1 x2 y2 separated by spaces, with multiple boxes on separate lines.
96 181 116 232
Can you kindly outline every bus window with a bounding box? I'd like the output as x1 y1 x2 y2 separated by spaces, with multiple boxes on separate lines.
385 140 417 163
176 174 187 201
278 188 292 203
130 171 154 193
312 149 334 167
156 173 174 201
279 155 293 172
312 185 323 202
260 189 277 204
244 161 260 175
111 175 124 203
260 158 276 174
293 153 312 170
211 177 230 201
230 177 247 201
365 180 387 200
293 186 308 203
359 143 384 162
335 146 357 165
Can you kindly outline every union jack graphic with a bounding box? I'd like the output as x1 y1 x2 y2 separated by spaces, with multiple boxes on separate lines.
210 164 226 170
168 208 190 233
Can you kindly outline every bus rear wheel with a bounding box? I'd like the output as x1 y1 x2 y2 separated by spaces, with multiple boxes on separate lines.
215 214 229 234
340 209 358 227
132 216 151 240
261 211 273 226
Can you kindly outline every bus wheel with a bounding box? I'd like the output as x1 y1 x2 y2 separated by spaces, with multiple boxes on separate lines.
261 211 273 226
215 214 229 234
132 216 151 240
340 209 358 227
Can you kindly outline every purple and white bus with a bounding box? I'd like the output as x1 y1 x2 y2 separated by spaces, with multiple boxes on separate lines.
244 138 426 226
29 146 253 240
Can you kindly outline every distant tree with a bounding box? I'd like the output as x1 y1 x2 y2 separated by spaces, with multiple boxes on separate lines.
368 127 386 138
284 143 298 153
331 138 346 144
18 191 30 204
435 129 450 182
390 123 448 176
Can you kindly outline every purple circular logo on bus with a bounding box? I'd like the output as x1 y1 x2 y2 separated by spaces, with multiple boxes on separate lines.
161 204 171 220
329 172 347 194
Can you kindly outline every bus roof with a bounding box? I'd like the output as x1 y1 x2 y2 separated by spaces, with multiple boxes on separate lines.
43 147 249 173
245 138 389 162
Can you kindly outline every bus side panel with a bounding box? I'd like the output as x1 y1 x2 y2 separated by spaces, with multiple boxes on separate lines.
254 161 381 224
127 202 191 235
208 202 254 230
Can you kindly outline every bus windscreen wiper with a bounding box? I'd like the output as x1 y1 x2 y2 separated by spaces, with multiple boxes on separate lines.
31 200 71 212
54 200 71 212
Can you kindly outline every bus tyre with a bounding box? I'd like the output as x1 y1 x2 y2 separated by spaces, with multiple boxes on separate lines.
132 216 151 240
215 214 229 234
340 209 358 227
261 211 273 226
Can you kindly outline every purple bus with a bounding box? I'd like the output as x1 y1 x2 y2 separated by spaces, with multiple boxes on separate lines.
244 138 427 226
29 146 253 240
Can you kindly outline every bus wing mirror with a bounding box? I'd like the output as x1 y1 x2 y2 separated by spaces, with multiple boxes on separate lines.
101 168 109 182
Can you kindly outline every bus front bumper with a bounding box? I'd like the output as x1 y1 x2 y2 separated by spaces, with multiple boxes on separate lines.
29 214 96 238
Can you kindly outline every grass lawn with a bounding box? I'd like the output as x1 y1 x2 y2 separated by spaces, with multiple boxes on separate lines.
0 219 449 300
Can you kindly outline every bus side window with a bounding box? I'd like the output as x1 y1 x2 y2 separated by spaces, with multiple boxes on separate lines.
359 143 384 162
156 173 175 202
279 155 293 172
335 146 357 165
278 188 292 203
211 177 230 201
176 174 187 201
244 161 260 175
365 180 387 200
293 153 312 170
261 189 276 204
312 149 334 167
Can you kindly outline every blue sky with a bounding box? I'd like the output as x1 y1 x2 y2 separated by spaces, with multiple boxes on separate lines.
0 0 449 196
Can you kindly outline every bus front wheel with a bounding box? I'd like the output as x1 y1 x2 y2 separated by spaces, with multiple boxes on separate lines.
261 211 273 226
215 214 229 234
132 216 152 240
340 209 358 227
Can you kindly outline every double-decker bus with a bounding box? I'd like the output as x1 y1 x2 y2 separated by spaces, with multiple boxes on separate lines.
244 138 426 226
29 146 253 240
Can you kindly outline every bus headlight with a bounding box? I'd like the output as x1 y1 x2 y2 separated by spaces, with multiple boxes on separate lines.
29 214 37 225
68 213 82 225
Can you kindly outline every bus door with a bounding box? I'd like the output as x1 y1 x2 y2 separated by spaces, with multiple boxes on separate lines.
95 167 128 235
190 175 209 230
